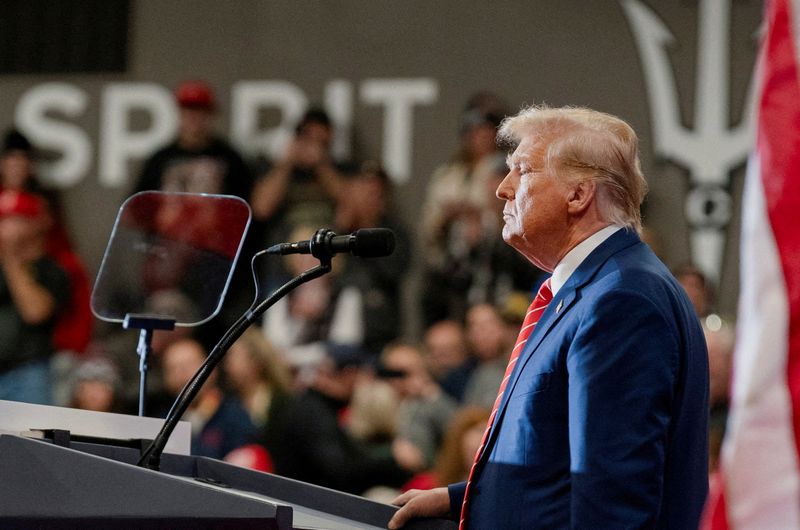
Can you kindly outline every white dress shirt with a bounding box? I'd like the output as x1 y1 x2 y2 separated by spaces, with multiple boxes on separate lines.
550 225 623 296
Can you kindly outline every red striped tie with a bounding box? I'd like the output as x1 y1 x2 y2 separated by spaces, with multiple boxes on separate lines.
458 278 553 529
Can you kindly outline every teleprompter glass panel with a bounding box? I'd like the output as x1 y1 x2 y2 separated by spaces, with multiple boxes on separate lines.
91 191 251 326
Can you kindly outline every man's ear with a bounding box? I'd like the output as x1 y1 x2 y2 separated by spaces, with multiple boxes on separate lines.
566 180 597 215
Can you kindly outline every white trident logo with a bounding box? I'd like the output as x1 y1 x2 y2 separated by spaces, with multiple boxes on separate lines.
621 0 757 285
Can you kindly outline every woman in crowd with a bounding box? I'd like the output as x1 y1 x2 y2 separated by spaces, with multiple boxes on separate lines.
223 326 294 456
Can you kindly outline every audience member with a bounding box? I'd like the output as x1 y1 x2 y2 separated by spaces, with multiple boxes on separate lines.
422 320 474 402
675 263 714 318
462 303 511 409
334 162 411 354
88 288 199 414
249 108 348 301
130 81 255 337
133 80 253 199
270 345 411 494
380 342 457 471
706 317 734 408
0 130 39 192
263 224 364 369
434 406 491 487
162 338 258 459
142 194 247 317
397 406 491 494
0 190 69 404
347 375 400 458
640 225 665 260
705 316 735 473
69 356 120 413
251 108 344 233
223 326 294 456
419 93 506 326
1 128 93 354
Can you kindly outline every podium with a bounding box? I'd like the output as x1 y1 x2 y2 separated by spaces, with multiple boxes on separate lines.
0 402 456 529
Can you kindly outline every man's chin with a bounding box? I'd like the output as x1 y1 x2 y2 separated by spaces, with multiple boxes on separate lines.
501 227 518 246
504 239 528 261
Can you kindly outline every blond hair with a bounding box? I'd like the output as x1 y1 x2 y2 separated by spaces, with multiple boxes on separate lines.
499 105 648 232
233 327 292 394
435 406 491 485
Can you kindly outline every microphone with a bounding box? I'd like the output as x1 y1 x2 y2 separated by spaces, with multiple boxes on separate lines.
266 228 395 258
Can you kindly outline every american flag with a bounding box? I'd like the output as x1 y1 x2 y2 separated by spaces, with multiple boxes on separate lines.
703 0 800 527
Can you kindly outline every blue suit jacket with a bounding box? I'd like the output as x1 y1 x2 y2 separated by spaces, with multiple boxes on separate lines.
449 229 709 529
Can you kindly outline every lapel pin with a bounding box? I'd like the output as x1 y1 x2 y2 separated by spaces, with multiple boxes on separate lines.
556 300 563 314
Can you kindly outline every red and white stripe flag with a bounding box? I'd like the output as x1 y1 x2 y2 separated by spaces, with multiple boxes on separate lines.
703 0 800 527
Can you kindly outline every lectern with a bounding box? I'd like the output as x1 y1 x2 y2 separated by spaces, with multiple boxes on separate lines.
0 401 456 529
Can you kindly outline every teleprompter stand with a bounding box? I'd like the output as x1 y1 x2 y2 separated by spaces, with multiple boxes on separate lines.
123 314 176 417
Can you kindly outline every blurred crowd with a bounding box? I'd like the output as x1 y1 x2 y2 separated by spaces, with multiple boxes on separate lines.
0 81 733 496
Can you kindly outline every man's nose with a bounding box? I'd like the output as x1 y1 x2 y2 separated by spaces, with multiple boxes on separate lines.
496 172 514 200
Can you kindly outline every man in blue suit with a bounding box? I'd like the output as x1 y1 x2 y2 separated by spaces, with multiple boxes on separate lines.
390 106 708 529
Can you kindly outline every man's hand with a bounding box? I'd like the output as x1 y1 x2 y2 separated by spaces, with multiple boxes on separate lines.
388 487 450 529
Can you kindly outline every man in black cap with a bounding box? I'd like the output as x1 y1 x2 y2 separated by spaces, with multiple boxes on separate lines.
132 81 256 337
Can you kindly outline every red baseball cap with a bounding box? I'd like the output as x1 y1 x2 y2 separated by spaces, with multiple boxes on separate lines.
174 80 216 110
0 190 44 219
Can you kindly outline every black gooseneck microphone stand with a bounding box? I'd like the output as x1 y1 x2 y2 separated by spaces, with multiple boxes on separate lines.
137 228 335 471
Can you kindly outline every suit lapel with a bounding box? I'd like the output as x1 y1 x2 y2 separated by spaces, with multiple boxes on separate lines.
478 229 642 463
